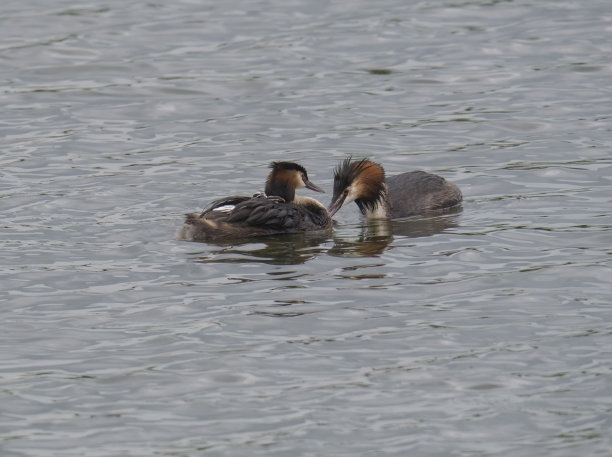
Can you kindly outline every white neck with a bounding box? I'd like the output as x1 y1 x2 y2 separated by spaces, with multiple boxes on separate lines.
365 201 390 218
293 196 325 209
364 185 390 218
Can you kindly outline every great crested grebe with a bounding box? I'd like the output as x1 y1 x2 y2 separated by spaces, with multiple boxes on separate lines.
328 158 462 218
176 161 332 242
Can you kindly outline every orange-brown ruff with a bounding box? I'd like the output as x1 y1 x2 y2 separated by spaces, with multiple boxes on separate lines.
176 162 332 242
328 158 462 218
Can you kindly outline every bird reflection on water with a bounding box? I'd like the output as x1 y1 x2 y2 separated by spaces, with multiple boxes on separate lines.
187 211 461 264
328 211 461 258
189 231 332 265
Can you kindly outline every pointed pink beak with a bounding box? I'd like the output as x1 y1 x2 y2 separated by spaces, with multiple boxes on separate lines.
304 179 325 193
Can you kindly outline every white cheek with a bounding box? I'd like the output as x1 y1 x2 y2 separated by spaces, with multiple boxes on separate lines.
344 186 358 204
297 174 306 188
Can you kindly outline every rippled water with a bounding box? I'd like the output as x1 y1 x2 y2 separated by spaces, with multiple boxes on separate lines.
2 0 611 456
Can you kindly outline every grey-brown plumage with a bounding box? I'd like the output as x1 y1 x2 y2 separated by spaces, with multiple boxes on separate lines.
386 170 462 217
176 162 331 242
328 158 462 219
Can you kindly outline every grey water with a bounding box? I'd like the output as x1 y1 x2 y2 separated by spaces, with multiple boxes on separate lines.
2 0 611 456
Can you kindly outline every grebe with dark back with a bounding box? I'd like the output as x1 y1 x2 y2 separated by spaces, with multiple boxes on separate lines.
328 158 462 218
176 162 332 242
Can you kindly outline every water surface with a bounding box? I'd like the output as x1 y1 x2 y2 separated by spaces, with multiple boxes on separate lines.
2 1 611 456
